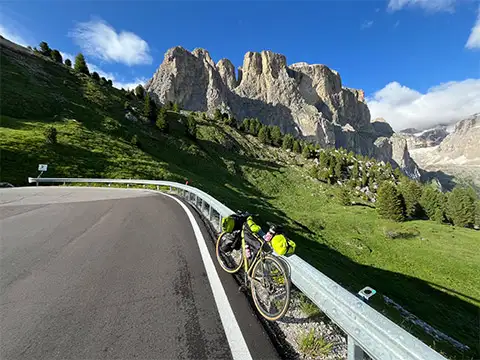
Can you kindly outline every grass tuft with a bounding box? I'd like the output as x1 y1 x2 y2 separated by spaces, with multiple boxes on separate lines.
297 329 333 357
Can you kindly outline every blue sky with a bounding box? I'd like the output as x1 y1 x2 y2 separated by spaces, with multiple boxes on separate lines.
1 0 479 130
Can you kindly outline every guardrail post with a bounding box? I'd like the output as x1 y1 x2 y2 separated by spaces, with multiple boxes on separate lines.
347 336 364 360
218 215 223 232
169 186 172 192
209 205 213 220
36 181 39 187
156 185 159 190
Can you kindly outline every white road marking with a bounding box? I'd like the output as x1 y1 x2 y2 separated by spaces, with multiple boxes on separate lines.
161 192 253 360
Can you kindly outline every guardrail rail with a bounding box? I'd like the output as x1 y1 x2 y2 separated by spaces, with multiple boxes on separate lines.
28 177 448 360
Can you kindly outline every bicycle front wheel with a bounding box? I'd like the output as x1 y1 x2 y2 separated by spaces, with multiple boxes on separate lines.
250 255 291 321
216 232 244 273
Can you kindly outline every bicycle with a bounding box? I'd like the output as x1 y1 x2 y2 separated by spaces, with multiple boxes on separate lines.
215 211 291 321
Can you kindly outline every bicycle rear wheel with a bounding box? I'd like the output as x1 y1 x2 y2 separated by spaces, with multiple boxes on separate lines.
216 232 244 273
250 254 290 321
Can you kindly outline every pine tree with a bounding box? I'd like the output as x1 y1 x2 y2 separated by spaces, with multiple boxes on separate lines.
293 140 301 154
214 109 223 121
186 115 197 139
475 200 480 227
74 53 89 75
319 151 328 169
352 161 360 180
376 182 405 222
241 118 251 132
420 186 443 220
270 126 283 147
302 145 311 159
282 134 294 150
447 187 476 227
338 187 351 206
433 208 445 224
258 126 270 144
39 41 51 57
144 93 151 118
64 58 72 67
50 49 62 63
91 72 100 81
399 179 423 219
172 103 180 112
156 108 169 133
135 85 145 99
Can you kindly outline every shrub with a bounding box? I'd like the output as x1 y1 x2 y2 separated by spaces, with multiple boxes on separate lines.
282 133 294 150
130 134 139 146
64 59 72 67
302 145 311 159
74 53 89 75
44 126 57 144
124 101 130 110
240 118 250 132
102 117 121 133
214 108 223 121
91 72 100 81
377 182 405 222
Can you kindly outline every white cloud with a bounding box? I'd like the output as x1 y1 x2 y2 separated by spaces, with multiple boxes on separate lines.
466 6 480 49
388 0 456 12
361 20 374 29
0 23 29 46
70 18 152 66
367 79 480 131
60 51 75 62
113 77 148 90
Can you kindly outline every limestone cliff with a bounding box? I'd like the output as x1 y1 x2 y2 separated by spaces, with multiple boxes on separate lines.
145 46 419 176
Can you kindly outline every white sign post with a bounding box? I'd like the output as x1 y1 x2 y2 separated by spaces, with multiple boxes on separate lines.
37 164 48 184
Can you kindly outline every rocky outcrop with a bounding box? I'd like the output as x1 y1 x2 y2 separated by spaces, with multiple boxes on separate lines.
373 135 422 180
217 59 237 90
371 118 394 138
391 135 422 180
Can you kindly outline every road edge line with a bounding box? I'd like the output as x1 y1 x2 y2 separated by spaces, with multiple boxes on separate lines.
161 193 253 360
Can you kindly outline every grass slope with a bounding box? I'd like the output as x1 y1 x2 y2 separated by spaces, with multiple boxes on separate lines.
1 42 479 359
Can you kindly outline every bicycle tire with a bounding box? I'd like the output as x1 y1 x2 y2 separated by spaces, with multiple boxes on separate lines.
250 254 291 321
216 232 244 274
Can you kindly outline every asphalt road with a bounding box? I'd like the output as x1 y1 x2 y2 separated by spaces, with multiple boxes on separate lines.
0 187 280 360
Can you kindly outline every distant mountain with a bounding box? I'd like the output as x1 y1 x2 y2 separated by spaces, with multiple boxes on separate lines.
409 113 480 189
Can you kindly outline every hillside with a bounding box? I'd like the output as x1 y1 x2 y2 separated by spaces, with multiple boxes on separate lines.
1 40 480 359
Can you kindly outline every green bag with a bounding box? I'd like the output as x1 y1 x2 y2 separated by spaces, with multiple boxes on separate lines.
221 214 243 233
271 234 296 256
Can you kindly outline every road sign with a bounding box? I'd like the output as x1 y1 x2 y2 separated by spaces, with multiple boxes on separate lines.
38 164 48 172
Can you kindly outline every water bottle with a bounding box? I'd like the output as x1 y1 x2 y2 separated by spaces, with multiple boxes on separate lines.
263 226 276 242
245 244 251 259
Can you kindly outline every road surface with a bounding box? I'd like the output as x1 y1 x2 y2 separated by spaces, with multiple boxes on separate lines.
0 187 280 360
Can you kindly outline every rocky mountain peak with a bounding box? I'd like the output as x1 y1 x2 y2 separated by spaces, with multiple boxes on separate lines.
145 46 419 178
216 59 237 90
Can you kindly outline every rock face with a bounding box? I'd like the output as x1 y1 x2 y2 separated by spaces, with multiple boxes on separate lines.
145 46 421 177
145 47 374 151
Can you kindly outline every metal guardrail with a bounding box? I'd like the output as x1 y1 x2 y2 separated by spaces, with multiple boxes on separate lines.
28 177 447 360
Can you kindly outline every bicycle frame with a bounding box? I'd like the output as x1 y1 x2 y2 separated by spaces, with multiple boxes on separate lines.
240 228 270 286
